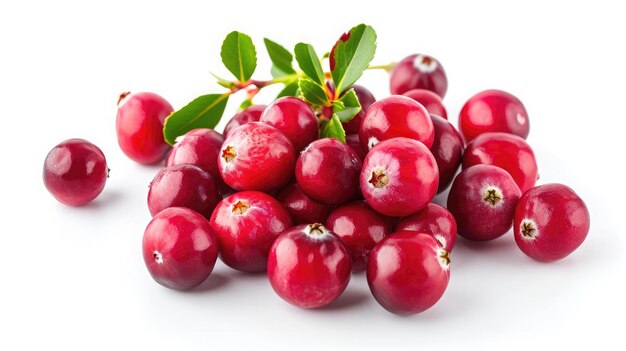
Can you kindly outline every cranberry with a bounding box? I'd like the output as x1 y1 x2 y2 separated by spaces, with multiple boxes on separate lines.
345 134 367 160
277 182 332 225
219 122 296 192
459 89 529 142
116 92 173 164
268 224 351 308
430 114 464 193
359 95 434 150
142 207 219 290
326 201 391 272
447 164 521 241
147 164 220 219
210 191 292 272
360 137 439 217
463 132 538 193
514 184 590 262
367 231 450 315
260 97 318 152
295 138 362 205
403 89 448 119
342 85 376 134
43 139 108 206
223 105 266 138
395 203 457 252
389 54 448 98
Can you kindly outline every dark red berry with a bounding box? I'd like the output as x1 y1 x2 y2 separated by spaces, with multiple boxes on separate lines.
223 105 266 138
430 114 464 193
345 134 367 160
390 54 448 98
277 182 332 225
403 89 447 119
260 97 318 152
396 203 457 252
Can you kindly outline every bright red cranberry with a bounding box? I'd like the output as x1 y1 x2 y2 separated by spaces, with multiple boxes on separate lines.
390 54 448 98
142 207 219 290
295 138 362 205
430 114 464 193
148 164 220 219
223 105 266 138
403 89 448 119
345 134 367 160
268 224 351 308
219 122 296 192
367 231 450 315
342 85 376 134
447 165 521 241
210 191 292 272
326 201 391 272
277 182 332 225
514 184 590 262
395 203 457 252
359 95 434 150
116 92 173 164
459 89 529 142
43 139 108 206
260 97 318 152
360 137 439 217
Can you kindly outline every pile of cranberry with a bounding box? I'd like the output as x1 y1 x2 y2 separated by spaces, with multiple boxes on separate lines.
43 53 590 316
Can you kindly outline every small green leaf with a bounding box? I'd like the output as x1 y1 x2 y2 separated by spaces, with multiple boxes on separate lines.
331 24 377 95
320 114 346 142
210 72 235 89
221 31 257 82
294 43 325 85
163 93 230 145
264 38 296 77
332 88 361 122
298 78 330 106
239 99 253 110
277 80 300 98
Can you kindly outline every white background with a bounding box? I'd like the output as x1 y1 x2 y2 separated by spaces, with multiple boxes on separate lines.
1 1 624 350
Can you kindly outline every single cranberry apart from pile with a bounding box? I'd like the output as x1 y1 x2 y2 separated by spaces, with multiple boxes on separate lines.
223 104 266 138
447 164 522 241
514 184 590 262
403 89 448 119
210 191 292 272
459 89 529 142
396 203 457 252
390 54 448 98
268 223 351 308
367 231 450 315
43 138 108 206
260 97 318 152
277 182 332 225
115 92 173 164
142 207 219 290
342 85 377 134
429 114 464 193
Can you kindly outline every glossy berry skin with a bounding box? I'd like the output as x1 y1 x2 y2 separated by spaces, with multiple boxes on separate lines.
345 134 367 160
210 191 292 272
514 184 590 262
268 224 351 308
390 54 448 98
463 132 538 193
342 85 377 134
142 207 219 290
219 122 296 192
148 164 220 219
367 231 450 315
223 105 266 138
359 95 434 150
403 89 448 119
396 203 457 252
260 97 318 152
326 201 391 272
277 183 332 225
295 138 362 205
447 165 522 241
116 92 173 164
430 114 464 193
360 137 439 217
459 89 529 142
43 139 108 206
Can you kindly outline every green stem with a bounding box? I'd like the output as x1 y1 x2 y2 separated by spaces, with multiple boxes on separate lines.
367 62 396 72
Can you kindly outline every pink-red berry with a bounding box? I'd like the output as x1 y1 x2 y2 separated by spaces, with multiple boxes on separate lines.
223 105 266 138
390 54 448 98
260 97 318 152
277 182 332 225
396 203 457 252
403 89 447 118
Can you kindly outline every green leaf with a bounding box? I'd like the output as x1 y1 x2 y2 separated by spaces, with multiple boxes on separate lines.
277 80 300 98
332 88 361 122
320 114 346 142
264 38 296 77
163 93 230 145
331 24 377 95
294 43 325 85
220 31 257 82
210 72 235 89
239 99 253 110
298 78 330 106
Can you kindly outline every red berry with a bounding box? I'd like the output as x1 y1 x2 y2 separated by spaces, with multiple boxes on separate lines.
359 95 434 150
142 207 219 290
277 182 332 225
223 105 266 138
116 92 173 164
459 89 529 142
360 137 439 217
345 134 367 160
447 165 521 241
260 97 318 152
219 122 296 192
403 89 448 119
514 184 590 262
390 54 448 98
395 203 457 252
210 191 292 272
268 224 351 308
430 114 464 193
295 138 362 205
43 139 108 206
367 231 450 315
342 85 376 134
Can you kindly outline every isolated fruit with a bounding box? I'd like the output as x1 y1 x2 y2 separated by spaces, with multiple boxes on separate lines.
277 182 332 225
403 89 447 118
396 203 457 252
223 105 266 138
390 54 448 98
430 114 464 193
342 85 377 134
260 97 318 152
